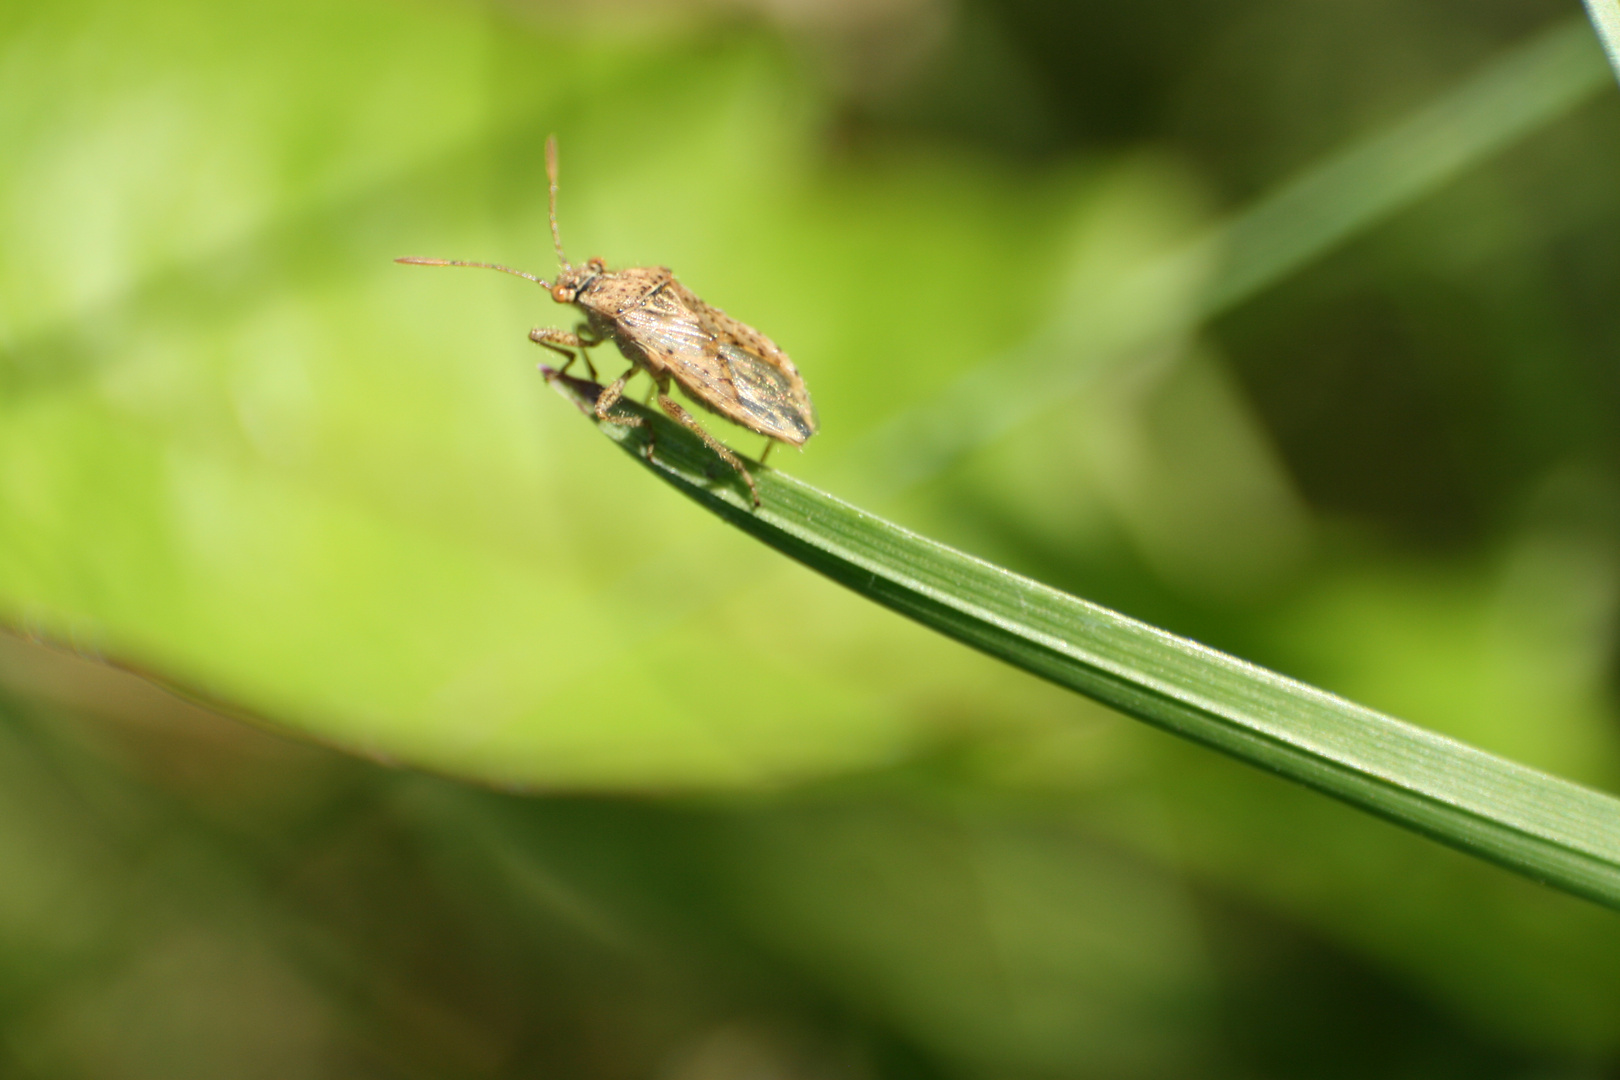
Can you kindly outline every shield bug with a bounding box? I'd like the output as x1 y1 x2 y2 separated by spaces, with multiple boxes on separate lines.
398 135 816 506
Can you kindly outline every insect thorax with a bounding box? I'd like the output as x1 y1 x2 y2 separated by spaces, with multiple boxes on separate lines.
575 267 669 317
569 267 671 359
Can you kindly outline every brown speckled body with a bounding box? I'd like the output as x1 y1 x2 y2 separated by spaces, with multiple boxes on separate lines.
556 261 817 448
398 136 814 506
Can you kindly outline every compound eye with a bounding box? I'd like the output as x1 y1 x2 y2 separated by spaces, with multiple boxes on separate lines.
551 284 575 303
586 257 606 272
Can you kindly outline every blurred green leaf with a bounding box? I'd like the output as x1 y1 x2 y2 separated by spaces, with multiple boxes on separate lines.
3 0 1031 791
548 370 1620 910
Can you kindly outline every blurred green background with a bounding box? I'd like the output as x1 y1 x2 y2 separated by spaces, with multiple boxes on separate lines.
4 0 1620 1074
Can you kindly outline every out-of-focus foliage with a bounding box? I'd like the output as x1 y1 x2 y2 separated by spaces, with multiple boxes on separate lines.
2 0 1620 1075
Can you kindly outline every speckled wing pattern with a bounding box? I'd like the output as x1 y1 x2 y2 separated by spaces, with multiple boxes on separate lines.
615 277 817 446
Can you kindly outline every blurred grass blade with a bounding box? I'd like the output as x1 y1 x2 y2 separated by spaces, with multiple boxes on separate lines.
1203 16 1608 311
549 370 1620 910
1585 0 1620 82
853 16 1610 495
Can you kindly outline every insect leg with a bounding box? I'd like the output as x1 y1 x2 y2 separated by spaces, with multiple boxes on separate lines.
594 368 639 419
758 440 776 466
655 392 760 508
530 327 589 377
573 323 606 380
594 369 660 461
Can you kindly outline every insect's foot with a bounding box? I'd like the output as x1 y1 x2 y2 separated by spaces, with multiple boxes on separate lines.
737 466 761 509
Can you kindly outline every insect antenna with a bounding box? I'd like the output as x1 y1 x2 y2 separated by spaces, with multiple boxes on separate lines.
545 134 570 270
395 257 551 289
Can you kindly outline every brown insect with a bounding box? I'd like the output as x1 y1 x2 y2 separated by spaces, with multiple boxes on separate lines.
398 135 816 506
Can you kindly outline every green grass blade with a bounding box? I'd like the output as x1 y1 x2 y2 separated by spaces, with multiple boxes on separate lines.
1586 0 1620 83
548 370 1620 910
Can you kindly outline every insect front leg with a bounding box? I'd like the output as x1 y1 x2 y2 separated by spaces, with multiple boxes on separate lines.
654 388 760 508
529 326 599 380
573 323 607 381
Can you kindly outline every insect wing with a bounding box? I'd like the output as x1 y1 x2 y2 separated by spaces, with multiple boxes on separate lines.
617 287 815 445
713 341 815 444
688 289 817 444
614 288 714 373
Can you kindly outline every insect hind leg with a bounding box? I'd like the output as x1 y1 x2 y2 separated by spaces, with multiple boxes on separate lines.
654 392 760 508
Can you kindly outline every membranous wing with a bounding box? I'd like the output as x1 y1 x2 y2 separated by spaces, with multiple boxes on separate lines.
616 279 817 445
713 341 815 443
